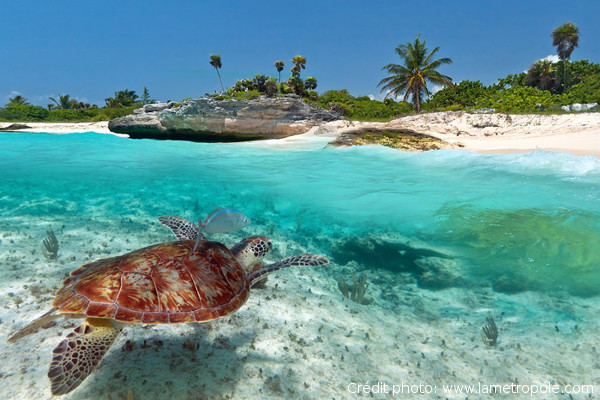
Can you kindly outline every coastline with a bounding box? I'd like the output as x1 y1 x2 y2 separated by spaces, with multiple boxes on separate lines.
0 121 113 135
2 112 599 158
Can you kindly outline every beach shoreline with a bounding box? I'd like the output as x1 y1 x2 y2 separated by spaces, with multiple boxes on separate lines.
0 121 113 135
2 111 599 157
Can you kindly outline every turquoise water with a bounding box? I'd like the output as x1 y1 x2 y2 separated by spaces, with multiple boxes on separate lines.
1 132 599 296
2 131 600 399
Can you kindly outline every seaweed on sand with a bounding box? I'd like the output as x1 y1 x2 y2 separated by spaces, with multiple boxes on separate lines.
481 315 498 347
42 228 58 261
338 273 369 304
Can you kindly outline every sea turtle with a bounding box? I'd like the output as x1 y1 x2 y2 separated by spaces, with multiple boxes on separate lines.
9 216 329 396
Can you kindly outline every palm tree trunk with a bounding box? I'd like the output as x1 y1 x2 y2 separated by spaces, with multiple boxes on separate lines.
215 68 225 92
415 82 421 112
563 59 567 92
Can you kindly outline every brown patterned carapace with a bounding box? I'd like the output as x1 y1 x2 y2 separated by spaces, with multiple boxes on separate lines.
53 240 250 324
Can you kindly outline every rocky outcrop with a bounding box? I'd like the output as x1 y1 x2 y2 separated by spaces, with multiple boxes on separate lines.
108 96 340 142
560 103 598 112
0 123 32 131
330 127 458 151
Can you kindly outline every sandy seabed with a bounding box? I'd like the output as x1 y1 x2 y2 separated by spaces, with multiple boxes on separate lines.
1 214 600 399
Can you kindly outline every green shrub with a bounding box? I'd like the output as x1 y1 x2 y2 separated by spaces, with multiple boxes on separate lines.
0 104 49 121
232 90 262 101
90 106 137 121
46 109 89 122
480 86 557 112
425 80 491 110
562 73 600 104
328 102 353 116
439 104 463 112
318 89 355 105
317 90 412 120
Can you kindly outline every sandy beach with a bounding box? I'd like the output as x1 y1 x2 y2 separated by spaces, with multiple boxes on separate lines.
0 121 112 135
313 112 600 158
2 112 599 157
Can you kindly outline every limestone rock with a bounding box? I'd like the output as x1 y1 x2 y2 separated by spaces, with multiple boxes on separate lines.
560 103 598 112
0 123 32 131
109 96 340 142
133 101 177 114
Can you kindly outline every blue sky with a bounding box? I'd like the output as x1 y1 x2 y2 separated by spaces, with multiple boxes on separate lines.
1 0 599 106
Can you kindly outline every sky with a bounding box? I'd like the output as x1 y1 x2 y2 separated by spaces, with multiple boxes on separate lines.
1 0 599 107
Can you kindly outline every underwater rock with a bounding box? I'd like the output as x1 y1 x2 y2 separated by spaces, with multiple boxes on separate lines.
109 96 340 142
331 128 457 151
330 234 466 289
414 257 468 289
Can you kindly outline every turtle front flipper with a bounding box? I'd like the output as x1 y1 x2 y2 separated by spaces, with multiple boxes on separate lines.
8 308 60 343
48 318 120 396
248 254 329 284
158 215 205 241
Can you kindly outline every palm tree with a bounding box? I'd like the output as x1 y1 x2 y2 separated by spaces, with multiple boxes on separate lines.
49 94 73 110
288 76 305 95
274 60 285 82
552 22 580 91
526 61 557 92
209 54 225 92
104 90 139 108
378 35 453 112
304 76 317 91
291 55 306 77
7 95 29 106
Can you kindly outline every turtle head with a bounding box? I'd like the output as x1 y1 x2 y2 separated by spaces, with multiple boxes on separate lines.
230 236 272 271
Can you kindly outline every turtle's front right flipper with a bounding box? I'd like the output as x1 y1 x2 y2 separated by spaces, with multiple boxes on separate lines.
48 318 120 396
248 254 329 283
158 216 205 241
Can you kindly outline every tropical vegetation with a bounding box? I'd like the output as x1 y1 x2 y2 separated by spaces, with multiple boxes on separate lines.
378 35 453 112
0 88 153 122
425 22 599 112
3 23 599 124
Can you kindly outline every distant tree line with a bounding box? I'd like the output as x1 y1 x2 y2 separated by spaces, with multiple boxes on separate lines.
425 23 598 112
0 87 155 122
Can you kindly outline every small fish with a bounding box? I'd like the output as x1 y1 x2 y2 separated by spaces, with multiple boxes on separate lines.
201 207 251 234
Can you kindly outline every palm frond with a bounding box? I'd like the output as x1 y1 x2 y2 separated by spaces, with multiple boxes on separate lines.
379 35 452 111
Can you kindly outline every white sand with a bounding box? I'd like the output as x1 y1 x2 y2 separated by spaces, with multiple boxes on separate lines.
0 211 599 399
386 112 600 158
249 112 600 158
0 121 113 135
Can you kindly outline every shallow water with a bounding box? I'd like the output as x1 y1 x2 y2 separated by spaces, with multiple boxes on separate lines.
1 132 599 399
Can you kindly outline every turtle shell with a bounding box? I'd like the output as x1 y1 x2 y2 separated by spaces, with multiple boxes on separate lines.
52 240 250 324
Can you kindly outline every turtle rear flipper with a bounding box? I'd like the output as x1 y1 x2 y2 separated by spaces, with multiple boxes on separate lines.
158 216 205 241
8 308 60 343
48 318 120 396
248 254 329 284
